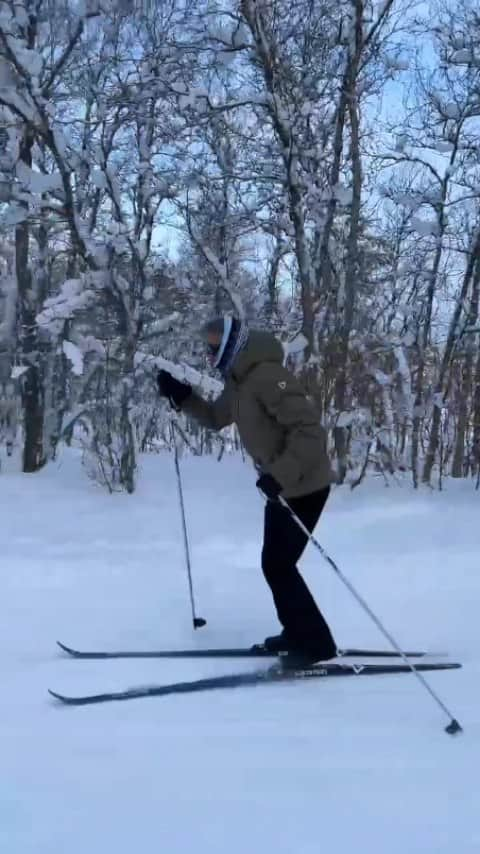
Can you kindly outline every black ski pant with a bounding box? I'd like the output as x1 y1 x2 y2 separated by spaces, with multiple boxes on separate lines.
261 486 336 656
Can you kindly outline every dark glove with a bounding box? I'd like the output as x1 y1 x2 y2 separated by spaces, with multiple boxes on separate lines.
157 370 192 408
256 472 282 501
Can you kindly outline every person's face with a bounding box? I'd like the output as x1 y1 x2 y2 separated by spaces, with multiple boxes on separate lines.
206 330 222 365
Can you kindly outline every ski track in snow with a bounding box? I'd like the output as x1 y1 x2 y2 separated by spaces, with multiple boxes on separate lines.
0 449 479 854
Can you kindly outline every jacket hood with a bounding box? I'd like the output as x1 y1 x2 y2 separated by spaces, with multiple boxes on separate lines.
231 330 284 381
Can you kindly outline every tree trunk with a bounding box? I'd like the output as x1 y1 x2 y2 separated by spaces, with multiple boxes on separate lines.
240 0 317 351
467 257 480 477
119 375 136 494
16 129 46 472
411 365 424 489
472 342 480 478
13 13 46 473
333 0 363 482
423 229 480 483
452 357 471 478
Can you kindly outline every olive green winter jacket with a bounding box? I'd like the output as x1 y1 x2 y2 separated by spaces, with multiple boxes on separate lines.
182 330 333 498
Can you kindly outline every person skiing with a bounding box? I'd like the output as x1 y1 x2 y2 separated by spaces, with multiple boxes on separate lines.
157 315 337 663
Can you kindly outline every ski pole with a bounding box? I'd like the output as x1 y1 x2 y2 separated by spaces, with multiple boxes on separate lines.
275 494 462 736
171 426 206 630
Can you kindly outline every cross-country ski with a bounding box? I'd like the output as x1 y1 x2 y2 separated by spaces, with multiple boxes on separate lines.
56 640 443 661
48 660 461 706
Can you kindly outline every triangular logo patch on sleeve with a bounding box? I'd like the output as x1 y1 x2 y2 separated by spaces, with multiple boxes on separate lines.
278 381 287 390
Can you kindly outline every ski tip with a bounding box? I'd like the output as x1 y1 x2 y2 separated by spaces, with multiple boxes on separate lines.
56 641 78 656
56 641 84 658
48 689 69 702
49 688 86 705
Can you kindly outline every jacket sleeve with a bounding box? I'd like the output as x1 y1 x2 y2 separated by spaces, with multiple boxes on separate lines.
182 386 233 432
252 364 326 489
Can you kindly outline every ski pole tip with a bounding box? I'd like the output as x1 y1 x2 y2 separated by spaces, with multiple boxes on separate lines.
445 718 463 735
193 618 207 629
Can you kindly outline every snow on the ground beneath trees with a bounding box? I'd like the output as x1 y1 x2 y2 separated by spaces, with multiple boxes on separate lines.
0 449 478 854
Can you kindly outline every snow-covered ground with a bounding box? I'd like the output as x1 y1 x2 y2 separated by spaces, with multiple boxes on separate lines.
1 449 479 854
